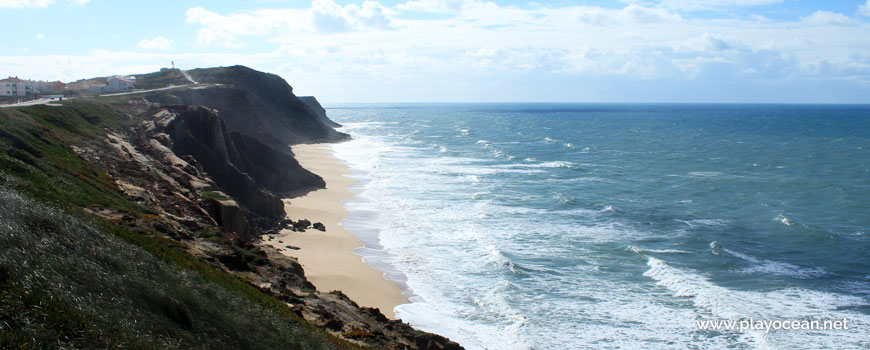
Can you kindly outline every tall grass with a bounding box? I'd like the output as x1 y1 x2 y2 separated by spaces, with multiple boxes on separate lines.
1 104 366 349
0 187 337 349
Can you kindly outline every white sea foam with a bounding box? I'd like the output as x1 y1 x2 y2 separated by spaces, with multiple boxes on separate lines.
644 257 870 350
724 248 828 279
628 246 691 254
330 110 870 350
491 160 577 169
552 192 576 205
676 218 729 228
689 171 725 177
692 219 729 226
775 214 793 226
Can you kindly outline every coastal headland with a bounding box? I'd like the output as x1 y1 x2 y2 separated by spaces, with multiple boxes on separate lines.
0 65 461 350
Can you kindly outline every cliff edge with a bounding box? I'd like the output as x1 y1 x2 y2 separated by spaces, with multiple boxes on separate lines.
299 96 342 128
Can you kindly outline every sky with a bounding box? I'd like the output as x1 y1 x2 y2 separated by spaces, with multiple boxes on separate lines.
1 0 870 103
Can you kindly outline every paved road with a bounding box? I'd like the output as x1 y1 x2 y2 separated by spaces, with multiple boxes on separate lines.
98 84 192 97
1 82 216 108
0 97 66 108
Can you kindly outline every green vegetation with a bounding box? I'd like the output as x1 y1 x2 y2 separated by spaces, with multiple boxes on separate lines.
0 104 367 349
133 68 191 90
199 190 231 201
0 188 335 349
0 103 141 213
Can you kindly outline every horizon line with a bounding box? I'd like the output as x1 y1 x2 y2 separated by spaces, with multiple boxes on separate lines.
318 101 870 105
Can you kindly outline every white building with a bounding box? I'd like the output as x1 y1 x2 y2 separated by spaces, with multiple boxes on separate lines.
0 77 26 96
104 76 136 93
0 77 61 97
88 76 136 94
30 80 54 94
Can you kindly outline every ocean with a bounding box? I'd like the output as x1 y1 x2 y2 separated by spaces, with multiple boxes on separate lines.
326 103 869 350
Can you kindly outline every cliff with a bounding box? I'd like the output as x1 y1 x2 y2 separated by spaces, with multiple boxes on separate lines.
146 66 350 150
0 66 462 350
300 96 342 128
151 105 324 219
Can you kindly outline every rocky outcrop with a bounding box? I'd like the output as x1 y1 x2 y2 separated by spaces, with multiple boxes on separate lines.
299 96 341 128
150 105 325 219
292 291 463 350
203 197 248 235
158 106 284 218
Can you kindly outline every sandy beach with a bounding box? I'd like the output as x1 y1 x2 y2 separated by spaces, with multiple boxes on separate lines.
271 143 405 319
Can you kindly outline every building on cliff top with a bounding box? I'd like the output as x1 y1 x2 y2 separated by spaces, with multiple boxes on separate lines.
1 77 65 97
0 77 27 96
89 75 136 94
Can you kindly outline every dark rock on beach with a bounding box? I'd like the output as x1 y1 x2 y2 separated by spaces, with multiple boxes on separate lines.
294 219 311 230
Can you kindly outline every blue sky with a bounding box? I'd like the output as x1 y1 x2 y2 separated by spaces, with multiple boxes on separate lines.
2 0 869 103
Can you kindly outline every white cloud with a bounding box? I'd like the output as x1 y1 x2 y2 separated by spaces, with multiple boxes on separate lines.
0 0 87 7
620 4 682 23
137 36 172 50
186 1 394 47
182 2 869 88
7 1 870 102
860 0 870 17
186 7 260 48
687 32 744 52
397 0 475 13
576 4 682 25
36 33 45 40
625 0 783 12
311 0 353 32
801 10 857 26
0 0 53 8
309 0 396 32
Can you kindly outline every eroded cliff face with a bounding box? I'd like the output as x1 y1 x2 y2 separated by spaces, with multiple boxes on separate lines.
162 66 350 148
153 104 328 217
150 105 305 219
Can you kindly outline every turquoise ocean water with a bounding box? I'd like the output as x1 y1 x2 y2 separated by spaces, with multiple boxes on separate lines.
326 104 869 350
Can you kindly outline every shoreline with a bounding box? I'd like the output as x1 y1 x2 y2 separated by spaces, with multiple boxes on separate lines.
270 143 406 319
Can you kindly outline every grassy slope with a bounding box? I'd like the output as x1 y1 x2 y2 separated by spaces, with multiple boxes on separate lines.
0 102 364 349
132 69 191 90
